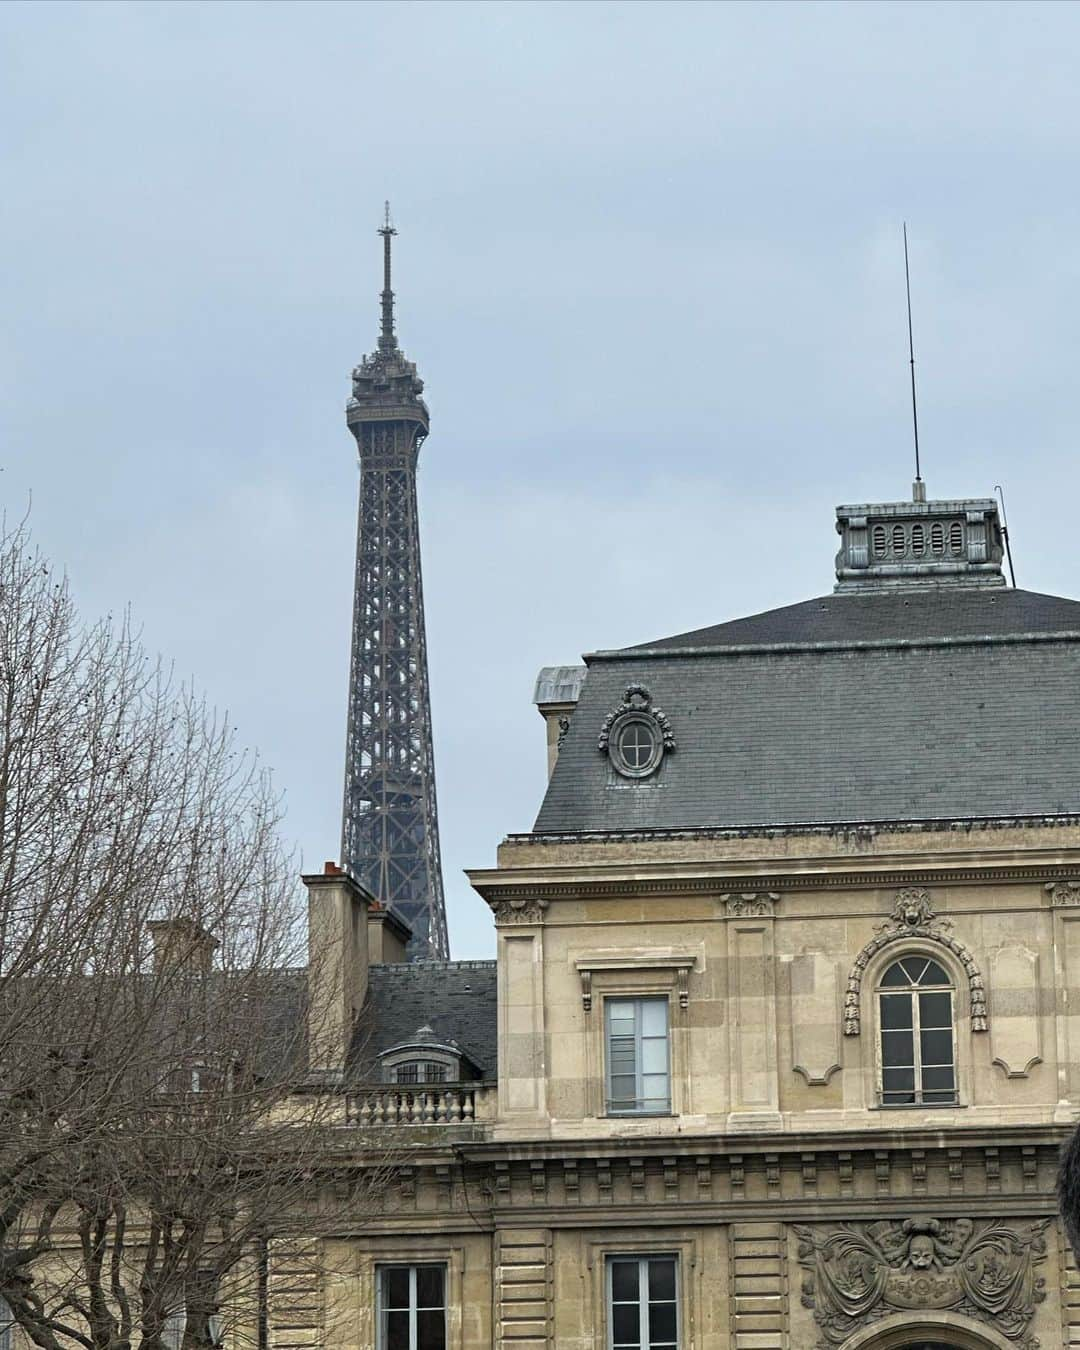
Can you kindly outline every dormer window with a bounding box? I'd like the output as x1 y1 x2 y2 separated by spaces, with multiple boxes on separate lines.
377 1025 469 1084
599 685 676 781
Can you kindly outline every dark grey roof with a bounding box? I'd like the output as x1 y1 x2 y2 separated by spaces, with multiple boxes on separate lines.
626 588 1080 653
534 586 1080 834
348 960 497 1081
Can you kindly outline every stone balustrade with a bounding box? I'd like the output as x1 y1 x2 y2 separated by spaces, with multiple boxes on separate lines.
346 1082 495 1127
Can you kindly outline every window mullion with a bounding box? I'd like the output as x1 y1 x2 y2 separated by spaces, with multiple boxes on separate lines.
409 1266 417 1350
639 1258 648 1350
912 989 923 1104
634 1001 644 1112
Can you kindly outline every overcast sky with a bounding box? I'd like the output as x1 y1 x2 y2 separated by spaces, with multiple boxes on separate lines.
4 1 1080 957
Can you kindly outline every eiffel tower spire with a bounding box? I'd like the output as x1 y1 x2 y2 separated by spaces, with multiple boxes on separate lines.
341 209 448 959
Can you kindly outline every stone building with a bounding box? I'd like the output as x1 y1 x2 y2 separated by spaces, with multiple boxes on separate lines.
300 485 1080 1350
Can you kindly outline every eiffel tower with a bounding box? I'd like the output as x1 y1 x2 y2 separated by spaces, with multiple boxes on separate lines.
340 206 448 960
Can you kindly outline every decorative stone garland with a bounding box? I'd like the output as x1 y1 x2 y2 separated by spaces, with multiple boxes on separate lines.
843 888 987 1037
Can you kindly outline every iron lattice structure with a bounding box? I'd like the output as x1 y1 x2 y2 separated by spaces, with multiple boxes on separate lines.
340 214 448 959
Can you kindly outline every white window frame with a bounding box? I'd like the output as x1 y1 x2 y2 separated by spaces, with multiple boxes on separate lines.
376 1263 447 1350
876 955 958 1108
605 1253 680 1350
604 997 671 1117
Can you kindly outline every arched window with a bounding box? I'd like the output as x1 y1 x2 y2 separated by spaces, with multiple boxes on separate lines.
878 956 957 1106
891 524 906 556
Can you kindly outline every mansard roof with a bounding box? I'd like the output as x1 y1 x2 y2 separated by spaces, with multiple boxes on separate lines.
533 583 1080 836
348 960 497 1082
628 587 1080 653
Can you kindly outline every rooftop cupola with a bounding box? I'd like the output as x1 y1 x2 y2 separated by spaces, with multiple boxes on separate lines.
834 483 1006 593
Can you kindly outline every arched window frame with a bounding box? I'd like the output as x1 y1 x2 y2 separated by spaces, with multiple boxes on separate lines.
859 940 974 1111
874 953 958 1107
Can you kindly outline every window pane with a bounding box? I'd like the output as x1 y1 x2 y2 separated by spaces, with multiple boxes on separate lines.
641 1038 667 1074
880 994 913 1029
416 1266 444 1309
880 962 909 987
608 1002 635 1032
923 1089 958 1104
920 1029 953 1067
920 960 949 986
384 1310 409 1350
609 1074 637 1108
610 1260 639 1302
640 1000 668 1036
919 991 952 1027
881 1029 914 1066
612 1301 640 1346
609 1039 636 1073
921 1065 955 1092
642 1073 670 1109
648 1300 677 1345
382 1268 410 1310
901 957 930 984
648 1259 676 1302
395 1063 419 1084
883 1065 915 1093
417 1309 446 1350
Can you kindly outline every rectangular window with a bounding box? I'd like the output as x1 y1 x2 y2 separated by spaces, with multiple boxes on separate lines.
377 1265 446 1350
879 988 957 1106
605 997 670 1115
607 1255 678 1350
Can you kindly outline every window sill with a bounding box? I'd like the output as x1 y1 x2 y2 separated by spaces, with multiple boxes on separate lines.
605 1110 674 1120
871 1101 965 1111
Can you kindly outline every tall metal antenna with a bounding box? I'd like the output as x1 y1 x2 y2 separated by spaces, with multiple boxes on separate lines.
995 484 1018 587
903 223 923 500
377 200 397 351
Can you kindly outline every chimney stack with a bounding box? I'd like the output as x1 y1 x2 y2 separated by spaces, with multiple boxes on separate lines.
302 862 373 1079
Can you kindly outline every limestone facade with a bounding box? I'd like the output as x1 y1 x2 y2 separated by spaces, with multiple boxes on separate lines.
283 820 1079 1350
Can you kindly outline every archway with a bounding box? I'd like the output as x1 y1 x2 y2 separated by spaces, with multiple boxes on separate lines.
839 1310 1018 1350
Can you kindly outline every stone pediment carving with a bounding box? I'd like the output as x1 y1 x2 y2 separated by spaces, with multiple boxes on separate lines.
795 1215 1049 1348
843 888 987 1036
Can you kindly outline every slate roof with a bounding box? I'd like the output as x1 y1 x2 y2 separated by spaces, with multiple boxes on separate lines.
627 588 1080 652
533 586 1080 834
348 960 497 1081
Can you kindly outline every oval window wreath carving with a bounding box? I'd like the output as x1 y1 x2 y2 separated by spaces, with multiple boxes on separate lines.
843 888 987 1037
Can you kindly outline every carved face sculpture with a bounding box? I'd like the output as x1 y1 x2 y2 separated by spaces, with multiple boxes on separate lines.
902 902 922 927
908 1234 936 1269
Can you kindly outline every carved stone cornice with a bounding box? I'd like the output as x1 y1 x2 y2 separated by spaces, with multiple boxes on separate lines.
471 861 1080 907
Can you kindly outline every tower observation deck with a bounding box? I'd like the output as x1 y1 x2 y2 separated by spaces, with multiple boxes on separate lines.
340 208 448 959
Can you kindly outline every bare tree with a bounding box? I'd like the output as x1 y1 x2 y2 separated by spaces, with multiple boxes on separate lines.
0 523 365 1349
